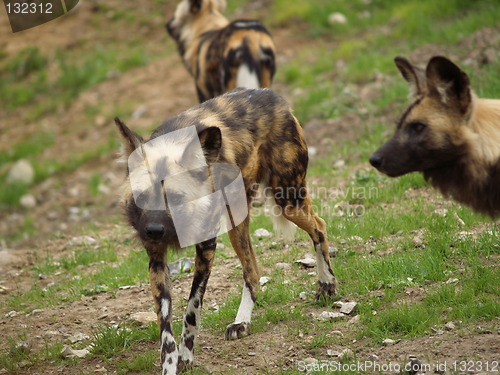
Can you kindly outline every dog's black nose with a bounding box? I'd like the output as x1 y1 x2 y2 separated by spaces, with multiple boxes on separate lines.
146 224 165 240
369 153 383 169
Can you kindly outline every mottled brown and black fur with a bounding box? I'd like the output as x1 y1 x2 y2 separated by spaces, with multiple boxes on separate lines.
166 0 276 102
370 56 500 218
115 88 336 375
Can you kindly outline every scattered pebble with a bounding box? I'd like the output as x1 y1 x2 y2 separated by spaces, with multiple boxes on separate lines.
68 332 90 343
19 194 36 208
328 12 348 25
299 292 307 300
275 262 291 270
332 159 345 169
253 228 272 238
296 255 316 268
368 354 379 361
61 345 90 359
444 321 456 331
382 338 395 346
303 357 318 366
339 301 358 315
316 311 345 321
328 247 339 257
7 159 34 185
331 330 343 337
259 276 270 286
308 146 317 158
445 278 459 284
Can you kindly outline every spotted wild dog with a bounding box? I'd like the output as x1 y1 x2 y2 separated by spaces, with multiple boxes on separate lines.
166 0 276 103
370 56 500 217
115 88 337 374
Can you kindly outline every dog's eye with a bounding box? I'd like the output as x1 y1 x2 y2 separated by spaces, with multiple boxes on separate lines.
409 121 427 133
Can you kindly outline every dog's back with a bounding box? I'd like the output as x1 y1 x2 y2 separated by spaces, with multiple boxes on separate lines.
167 0 276 102
151 88 305 190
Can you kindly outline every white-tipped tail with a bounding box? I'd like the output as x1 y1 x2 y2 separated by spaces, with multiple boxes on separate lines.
236 64 260 89
265 193 297 241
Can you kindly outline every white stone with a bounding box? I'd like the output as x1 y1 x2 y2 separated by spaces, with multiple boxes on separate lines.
7 160 34 185
253 228 272 238
328 12 348 25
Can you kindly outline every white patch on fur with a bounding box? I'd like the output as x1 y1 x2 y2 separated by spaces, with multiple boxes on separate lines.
315 243 335 284
234 283 254 324
161 298 170 320
160 331 178 375
265 194 296 241
236 64 260 89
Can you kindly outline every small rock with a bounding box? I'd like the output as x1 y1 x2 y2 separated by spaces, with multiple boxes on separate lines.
248 352 256 356
382 338 395 346
339 301 358 315
316 311 345 321
348 315 360 324
19 194 36 208
67 332 90 343
5 310 17 318
328 247 339 257
7 159 34 185
431 327 445 335
331 330 343 337
97 313 109 320
444 321 456 331
326 349 341 357
61 345 90 359
275 262 291 270
68 236 98 246
296 257 316 268
299 292 307 300
259 276 270 286
169 258 193 275
333 159 345 168
129 312 157 326
254 228 272 238
30 309 44 315
328 12 348 25
445 278 459 284
303 357 318 366
368 354 379 361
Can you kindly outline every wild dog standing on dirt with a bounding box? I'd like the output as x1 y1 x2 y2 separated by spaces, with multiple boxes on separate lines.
115 88 337 374
370 56 500 217
166 0 276 102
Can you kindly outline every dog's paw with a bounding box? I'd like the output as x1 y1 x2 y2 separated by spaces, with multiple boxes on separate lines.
177 358 193 373
315 281 338 301
225 322 250 340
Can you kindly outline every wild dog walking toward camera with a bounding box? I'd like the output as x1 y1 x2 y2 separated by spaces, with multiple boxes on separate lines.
166 0 276 102
115 88 337 374
370 56 500 217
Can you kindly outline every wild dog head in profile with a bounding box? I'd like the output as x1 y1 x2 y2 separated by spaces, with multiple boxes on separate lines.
166 0 276 102
370 56 500 217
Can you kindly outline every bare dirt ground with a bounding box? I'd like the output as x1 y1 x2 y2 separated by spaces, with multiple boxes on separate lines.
0 2 499 374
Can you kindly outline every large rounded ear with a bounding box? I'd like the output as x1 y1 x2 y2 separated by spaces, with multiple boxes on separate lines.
426 56 471 114
114 117 143 157
198 126 222 163
394 56 426 98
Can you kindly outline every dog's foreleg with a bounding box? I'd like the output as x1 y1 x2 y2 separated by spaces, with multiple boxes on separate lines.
148 250 178 375
225 217 259 340
178 238 216 371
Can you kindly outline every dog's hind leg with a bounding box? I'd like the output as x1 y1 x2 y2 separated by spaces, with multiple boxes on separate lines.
282 195 337 300
147 247 178 375
178 238 217 371
225 216 260 340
